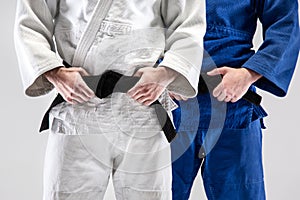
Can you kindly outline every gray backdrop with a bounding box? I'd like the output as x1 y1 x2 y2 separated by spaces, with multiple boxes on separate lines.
1 1 299 199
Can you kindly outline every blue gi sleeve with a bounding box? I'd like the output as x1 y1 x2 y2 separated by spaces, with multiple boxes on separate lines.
242 0 300 97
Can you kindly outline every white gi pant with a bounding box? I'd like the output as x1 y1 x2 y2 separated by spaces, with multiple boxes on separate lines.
43 93 172 200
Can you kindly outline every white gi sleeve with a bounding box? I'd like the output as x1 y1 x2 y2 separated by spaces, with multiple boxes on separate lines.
14 0 62 97
159 0 206 98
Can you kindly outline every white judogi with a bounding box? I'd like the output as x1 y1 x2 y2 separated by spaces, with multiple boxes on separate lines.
14 0 206 199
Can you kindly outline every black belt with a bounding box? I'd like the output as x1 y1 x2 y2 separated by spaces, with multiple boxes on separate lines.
39 62 177 143
40 63 261 143
198 73 262 106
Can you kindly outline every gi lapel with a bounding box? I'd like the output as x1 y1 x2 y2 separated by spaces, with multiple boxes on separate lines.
72 0 113 67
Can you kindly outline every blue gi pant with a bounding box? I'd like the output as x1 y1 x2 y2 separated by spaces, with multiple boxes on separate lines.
171 92 267 200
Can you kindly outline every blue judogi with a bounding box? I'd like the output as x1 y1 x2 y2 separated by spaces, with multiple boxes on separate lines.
171 0 300 199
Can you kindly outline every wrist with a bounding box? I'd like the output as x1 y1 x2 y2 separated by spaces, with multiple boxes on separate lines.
44 66 64 81
157 66 179 80
242 68 262 83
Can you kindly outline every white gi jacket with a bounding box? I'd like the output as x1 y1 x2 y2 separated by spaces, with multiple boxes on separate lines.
15 0 206 98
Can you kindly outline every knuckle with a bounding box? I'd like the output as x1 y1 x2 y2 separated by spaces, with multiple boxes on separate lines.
88 91 95 97
66 97 72 102
70 87 76 93
67 94 73 99
77 82 84 89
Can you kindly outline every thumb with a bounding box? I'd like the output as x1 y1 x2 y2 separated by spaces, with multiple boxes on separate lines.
207 67 227 76
77 67 90 76
133 68 145 77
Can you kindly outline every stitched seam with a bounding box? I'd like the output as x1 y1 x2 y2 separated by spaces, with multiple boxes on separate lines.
207 24 252 38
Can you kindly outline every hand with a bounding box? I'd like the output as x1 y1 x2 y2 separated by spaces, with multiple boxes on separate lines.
44 67 95 104
207 67 262 103
127 66 178 106
169 92 188 101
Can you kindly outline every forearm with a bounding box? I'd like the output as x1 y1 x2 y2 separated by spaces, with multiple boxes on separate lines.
160 0 206 97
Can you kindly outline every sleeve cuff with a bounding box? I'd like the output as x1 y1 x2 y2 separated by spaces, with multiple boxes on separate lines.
242 57 287 97
24 59 63 97
158 51 201 98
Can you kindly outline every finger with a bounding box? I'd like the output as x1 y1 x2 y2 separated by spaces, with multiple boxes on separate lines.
72 78 94 101
142 94 159 106
55 82 74 104
224 95 233 102
127 82 142 96
231 95 241 103
169 92 176 99
207 67 227 76
136 86 164 106
128 85 145 99
172 94 184 101
69 99 77 105
72 90 90 102
207 69 220 76
69 92 86 104
136 95 152 105
77 81 95 98
178 94 188 101
65 93 77 105
131 91 146 101
132 86 155 101
172 94 182 101
181 96 188 101
77 67 90 76
212 83 223 97
82 86 95 98
128 82 151 97
143 99 155 106
58 90 74 104
67 67 89 76
217 91 227 102
169 92 188 101
73 75 95 96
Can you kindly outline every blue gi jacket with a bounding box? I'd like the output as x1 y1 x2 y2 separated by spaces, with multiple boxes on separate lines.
203 0 300 97
171 1 300 198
